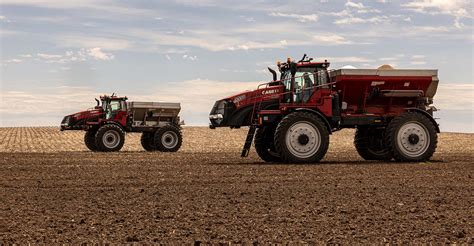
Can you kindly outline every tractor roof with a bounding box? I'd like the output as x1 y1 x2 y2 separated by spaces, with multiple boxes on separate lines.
296 61 330 68
100 95 128 100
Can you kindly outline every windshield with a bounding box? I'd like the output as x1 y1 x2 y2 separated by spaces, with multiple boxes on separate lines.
280 67 329 103
281 67 328 91
101 99 123 119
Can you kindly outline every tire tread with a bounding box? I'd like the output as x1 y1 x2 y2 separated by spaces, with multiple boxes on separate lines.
274 111 330 163
385 112 437 162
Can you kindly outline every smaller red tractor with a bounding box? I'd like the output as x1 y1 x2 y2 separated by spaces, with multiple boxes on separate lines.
60 94 182 152
210 54 440 163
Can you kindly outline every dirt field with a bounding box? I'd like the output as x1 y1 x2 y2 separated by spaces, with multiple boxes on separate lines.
0 127 473 244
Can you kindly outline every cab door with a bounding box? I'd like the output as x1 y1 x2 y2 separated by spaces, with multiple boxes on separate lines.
283 68 333 116
107 100 128 126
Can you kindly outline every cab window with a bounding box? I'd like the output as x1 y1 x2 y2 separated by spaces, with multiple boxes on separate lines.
110 100 121 111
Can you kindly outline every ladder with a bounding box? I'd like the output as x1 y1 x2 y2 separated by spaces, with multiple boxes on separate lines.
241 125 257 157
240 90 266 157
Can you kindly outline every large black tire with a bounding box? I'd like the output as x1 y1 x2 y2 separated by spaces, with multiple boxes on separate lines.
274 112 330 163
140 132 156 151
254 125 282 163
84 129 98 151
154 125 182 152
95 124 125 152
354 126 392 160
385 112 438 162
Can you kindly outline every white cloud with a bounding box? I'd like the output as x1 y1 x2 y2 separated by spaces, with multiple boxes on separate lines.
55 35 131 51
403 0 471 16
335 16 388 25
182 54 198 61
412 55 426 59
1 0 151 15
0 15 12 23
37 53 63 59
313 34 353 45
120 22 356 52
269 12 318 22
436 83 474 111
239 15 255 22
323 56 375 63
345 1 365 9
87 47 114 60
402 0 472 28
5 59 22 64
126 26 297 52
410 60 427 65
379 57 398 61
35 48 114 63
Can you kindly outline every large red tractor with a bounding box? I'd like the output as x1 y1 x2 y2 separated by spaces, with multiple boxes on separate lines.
210 54 439 163
61 94 183 152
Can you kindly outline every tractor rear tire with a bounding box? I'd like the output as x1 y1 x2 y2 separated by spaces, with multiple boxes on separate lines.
95 124 125 152
385 112 437 162
274 112 329 163
84 129 99 151
154 125 182 152
141 132 156 151
254 125 282 163
354 126 392 160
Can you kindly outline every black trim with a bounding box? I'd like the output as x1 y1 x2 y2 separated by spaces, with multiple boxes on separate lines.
293 108 333 134
405 108 440 133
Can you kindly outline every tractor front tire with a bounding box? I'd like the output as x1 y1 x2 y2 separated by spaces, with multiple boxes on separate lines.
84 129 99 151
385 112 437 162
274 112 330 163
154 125 182 152
254 125 282 163
354 126 392 161
141 132 156 151
95 124 125 152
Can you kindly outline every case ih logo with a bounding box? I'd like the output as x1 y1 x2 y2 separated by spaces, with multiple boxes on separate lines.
262 89 279 95
233 95 246 104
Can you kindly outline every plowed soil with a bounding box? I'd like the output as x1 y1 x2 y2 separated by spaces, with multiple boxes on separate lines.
0 127 473 244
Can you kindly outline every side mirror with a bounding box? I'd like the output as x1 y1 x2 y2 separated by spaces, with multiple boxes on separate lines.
290 62 297 76
95 98 100 107
267 67 277 81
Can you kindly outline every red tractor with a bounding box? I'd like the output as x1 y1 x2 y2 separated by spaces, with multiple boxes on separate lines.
61 94 183 152
210 54 439 163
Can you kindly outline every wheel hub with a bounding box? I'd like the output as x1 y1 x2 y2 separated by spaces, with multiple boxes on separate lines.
408 134 419 145
285 121 321 159
161 131 178 149
298 134 309 145
103 130 120 149
397 122 430 158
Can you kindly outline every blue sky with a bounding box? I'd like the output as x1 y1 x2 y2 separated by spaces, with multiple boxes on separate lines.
0 0 473 132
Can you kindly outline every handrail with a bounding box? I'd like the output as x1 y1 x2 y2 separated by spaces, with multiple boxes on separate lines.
257 69 336 89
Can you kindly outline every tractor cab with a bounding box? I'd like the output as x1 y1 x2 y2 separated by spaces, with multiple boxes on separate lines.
100 94 128 120
275 54 331 104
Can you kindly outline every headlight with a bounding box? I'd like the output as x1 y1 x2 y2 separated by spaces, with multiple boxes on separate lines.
61 116 71 126
209 113 223 120
209 100 227 125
